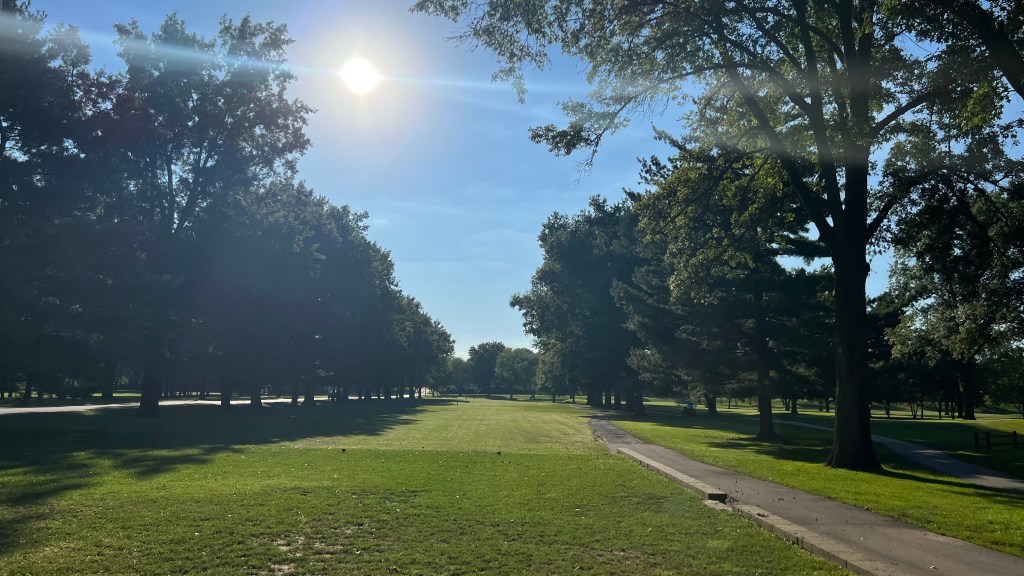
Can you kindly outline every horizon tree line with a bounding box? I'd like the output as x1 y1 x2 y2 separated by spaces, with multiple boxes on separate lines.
0 3 454 414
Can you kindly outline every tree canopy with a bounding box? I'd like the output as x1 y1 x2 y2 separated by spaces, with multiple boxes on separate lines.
414 0 1024 469
0 6 453 413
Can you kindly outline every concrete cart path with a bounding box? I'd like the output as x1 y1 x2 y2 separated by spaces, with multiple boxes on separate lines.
773 418 1024 494
590 415 1024 576
0 397 294 415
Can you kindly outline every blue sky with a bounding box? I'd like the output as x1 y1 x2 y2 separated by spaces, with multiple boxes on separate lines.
32 1 889 357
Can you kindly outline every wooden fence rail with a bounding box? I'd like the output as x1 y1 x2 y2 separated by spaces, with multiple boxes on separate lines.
973 430 1019 451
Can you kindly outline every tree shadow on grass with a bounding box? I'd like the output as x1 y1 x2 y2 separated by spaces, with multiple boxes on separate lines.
0 399 452 553
603 404 1024 505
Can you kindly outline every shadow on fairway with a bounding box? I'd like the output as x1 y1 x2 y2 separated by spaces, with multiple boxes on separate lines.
598 404 1024 506
0 399 450 553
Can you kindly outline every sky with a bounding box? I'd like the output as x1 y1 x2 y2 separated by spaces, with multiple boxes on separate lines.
30 1 889 357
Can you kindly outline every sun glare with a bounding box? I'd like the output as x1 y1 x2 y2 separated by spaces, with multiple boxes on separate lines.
339 58 382 94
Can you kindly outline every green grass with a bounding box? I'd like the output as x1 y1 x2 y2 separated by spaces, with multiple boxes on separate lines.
0 398 842 575
653 397 1024 478
610 404 1024 557
774 409 1024 479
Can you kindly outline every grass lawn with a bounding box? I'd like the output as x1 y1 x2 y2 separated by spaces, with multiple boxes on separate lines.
610 402 1024 557
775 409 1024 479
0 398 842 575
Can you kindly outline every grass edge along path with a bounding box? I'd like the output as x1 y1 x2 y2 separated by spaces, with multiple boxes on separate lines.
608 406 1024 558
0 398 844 575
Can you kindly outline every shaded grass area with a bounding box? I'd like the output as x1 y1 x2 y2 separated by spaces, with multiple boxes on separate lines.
647 397 1023 478
0 399 842 575
775 410 1024 479
610 404 1024 557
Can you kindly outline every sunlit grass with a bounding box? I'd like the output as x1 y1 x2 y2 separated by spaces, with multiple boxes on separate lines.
0 398 843 575
611 404 1024 557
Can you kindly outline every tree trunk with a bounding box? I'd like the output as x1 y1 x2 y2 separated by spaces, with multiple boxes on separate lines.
221 377 233 411
250 385 262 409
756 389 777 441
22 371 35 401
789 395 798 415
704 393 718 416
136 345 163 418
826 248 880 470
753 287 778 441
960 361 977 420
302 376 316 406
101 363 116 400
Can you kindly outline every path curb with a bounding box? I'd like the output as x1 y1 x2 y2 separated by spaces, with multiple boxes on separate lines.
615 446 910 576
616 447 727 502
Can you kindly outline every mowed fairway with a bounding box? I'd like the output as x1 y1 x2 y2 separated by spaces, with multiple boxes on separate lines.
0 398 842 575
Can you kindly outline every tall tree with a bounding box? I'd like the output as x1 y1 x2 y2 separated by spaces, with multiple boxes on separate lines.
633 146 829 440
412 0 1020 469
100 14 312 416
467 341 507 395
0 4 110 400
511 197 642 412
494 347 539 399
887 191 1023 419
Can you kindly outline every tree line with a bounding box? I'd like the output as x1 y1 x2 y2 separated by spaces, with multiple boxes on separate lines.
415 0 1024 470
0 3 454 414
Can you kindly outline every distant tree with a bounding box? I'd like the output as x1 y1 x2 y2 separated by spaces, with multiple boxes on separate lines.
633 147 830 440
511 198 643 412
888 183 1023 420
535 342 577 402
391 295 454 399
467 341 507 395
494 348 539 399
440 357 473 396
985 346 1024 418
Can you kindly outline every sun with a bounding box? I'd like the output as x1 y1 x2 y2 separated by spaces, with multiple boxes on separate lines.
339 58 382 94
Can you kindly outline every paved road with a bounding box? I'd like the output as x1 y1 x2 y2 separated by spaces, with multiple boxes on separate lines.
591 416 1024 576
773 418 1024 494
0 397 294 415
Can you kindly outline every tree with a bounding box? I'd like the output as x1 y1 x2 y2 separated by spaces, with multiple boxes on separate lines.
467 341 506 395
511 198 643 412
0 3 117 402
412 0 1022 469
887 182 1023 419
0 5 455 415
100 13 312 416
985 345 1024 417
494 347 539 399
633 146 830 440
440 357 473 395
894 1 1024 99
535 342 577 401
390 295 455 399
